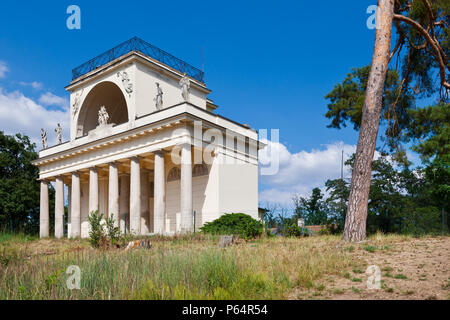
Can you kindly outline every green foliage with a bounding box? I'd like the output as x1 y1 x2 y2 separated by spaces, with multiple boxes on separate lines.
293 188 329 226
0 233 38 243
135 250 277 299
271 151 448 236
324 178 349 232
281 152 447 237
261 205 278 230
408 103 450 162
277 223 310 238
324 66 413 152
88 211 121 248
351 287 360 293
402 206 442 235
265 229 276 238
0 132 41 234
423 158 450 218
282 224 302 237
88 211 106 248
364 245 377 253
104 215 120 245
200 213 263 239
241 220 263 240
346 246 355 253
45 270 64 291
395 0 449 99
0 248 21 267
324 154 448 235
324 3 449 163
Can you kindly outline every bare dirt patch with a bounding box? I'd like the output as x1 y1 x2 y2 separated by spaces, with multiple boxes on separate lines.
292 236 450 300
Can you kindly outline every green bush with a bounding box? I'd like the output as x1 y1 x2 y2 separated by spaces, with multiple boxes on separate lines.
200 213 263 239
88 211 106 248
281 224 302 237
279 224 310 237
88 211 120 248
105 215 121 245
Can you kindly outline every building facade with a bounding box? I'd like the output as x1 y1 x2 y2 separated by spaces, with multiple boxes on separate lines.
33 38 263 239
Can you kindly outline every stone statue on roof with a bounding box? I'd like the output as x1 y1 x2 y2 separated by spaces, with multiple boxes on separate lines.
154 82 163 110
179 73 190 102
41 129 48 149
55 123 63 144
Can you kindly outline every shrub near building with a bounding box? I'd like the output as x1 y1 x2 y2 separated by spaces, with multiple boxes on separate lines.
200 213 263 240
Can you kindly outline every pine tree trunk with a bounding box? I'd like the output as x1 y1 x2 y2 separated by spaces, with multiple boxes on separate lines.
342 0 394 242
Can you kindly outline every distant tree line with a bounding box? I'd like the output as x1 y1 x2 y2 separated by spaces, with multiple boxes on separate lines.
0 131 52 234
262 153 449 236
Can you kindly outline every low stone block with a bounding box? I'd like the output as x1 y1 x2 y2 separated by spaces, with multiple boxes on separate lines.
124 239 151 251
219 235 234 248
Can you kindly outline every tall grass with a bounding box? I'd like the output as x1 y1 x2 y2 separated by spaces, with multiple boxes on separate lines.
0 234 353 300
0 232 38 244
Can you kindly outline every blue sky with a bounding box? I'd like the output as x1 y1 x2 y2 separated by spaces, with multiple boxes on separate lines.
0 1 414 205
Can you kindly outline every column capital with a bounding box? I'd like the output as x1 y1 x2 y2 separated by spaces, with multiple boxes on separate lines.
177 142 192 148
153 149 168 156
108 161 119 168
71 171 80 177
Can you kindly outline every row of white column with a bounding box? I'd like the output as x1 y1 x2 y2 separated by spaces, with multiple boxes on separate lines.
39 145 193 238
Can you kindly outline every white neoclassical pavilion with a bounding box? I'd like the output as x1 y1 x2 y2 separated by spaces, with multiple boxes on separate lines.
33 37 263 239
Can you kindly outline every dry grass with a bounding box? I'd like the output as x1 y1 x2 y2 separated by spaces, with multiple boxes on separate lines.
1 232 448 300
0 234 352 299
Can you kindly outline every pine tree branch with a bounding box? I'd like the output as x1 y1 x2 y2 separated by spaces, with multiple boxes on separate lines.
421 0 448 68
393 14 450 90
389 33 405 63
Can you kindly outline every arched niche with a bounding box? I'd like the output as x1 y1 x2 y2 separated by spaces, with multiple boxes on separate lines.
76 81 129 137
193 164 209 177
167 167 181 182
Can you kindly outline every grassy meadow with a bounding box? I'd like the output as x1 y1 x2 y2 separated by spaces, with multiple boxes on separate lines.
0 233 448 300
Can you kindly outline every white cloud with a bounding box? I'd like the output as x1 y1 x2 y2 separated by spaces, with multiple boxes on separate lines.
31 82 43 90
19 81 43 90
259 141 357 206
38 92 69 109
0 87 70 148
0 61 8 78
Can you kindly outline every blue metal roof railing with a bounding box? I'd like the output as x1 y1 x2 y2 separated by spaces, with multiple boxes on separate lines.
71 37 205 83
